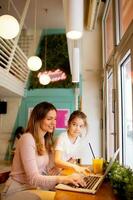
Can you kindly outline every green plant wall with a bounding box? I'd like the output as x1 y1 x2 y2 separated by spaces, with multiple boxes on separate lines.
28 30 74 89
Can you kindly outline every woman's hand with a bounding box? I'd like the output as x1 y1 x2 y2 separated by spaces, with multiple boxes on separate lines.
58 173 86 187
73 165 91 175
48 166 62 175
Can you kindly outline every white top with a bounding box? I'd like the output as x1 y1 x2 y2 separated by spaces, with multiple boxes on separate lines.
55 131 82 161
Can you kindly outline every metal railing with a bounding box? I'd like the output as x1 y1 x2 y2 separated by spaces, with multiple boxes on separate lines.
0 37 29 84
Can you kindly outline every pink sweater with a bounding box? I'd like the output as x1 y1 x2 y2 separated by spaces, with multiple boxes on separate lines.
10 133 58 190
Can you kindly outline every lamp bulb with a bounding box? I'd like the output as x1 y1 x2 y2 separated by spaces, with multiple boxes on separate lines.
27 56 42 71
0 15 19 39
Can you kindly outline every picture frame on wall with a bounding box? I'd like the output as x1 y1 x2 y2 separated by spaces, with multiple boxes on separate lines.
56 109 70 130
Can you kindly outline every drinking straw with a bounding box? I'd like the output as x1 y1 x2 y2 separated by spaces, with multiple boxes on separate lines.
88 142 95 159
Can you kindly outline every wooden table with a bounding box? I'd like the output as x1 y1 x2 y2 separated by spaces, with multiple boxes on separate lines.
0 163 119 200
55 181 119 200
54 167 119 200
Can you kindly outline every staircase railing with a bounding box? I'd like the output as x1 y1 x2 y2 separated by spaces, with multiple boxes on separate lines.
0 37 29 84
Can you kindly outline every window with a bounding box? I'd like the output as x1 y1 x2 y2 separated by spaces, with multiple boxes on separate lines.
106 69 115 160
102 0 133 167
120 53 133 169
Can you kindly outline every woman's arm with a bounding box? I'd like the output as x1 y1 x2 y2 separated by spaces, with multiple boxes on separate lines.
54 135 90 174
55 150 77 169
54 150 90 174
19 134 86 188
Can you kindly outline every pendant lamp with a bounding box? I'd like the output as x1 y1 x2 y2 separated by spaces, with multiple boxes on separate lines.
63 0 83 40
0 15 19 39
27 56 42 71
38 27 51 85
38 9 51 85
38 72 51 85
72 47 80 82
0 0 20 40
27 0 42 71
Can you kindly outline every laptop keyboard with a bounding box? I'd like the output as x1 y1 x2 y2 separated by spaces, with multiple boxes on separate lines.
68 176 101 189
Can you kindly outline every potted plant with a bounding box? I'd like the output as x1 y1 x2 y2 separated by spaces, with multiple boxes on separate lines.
106 161 133 200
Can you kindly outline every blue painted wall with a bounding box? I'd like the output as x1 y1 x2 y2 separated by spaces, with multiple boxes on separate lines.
5 88 75 160
18 88 75 137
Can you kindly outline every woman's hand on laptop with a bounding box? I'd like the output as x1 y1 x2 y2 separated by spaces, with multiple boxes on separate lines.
58 173 86 187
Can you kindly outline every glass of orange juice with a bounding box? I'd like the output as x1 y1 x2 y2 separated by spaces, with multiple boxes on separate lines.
93 158 104 174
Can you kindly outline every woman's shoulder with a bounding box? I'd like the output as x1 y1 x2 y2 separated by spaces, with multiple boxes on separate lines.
20 133 35 145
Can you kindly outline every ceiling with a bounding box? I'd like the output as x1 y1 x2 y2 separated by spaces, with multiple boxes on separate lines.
0 0 105 29
0 0 65 30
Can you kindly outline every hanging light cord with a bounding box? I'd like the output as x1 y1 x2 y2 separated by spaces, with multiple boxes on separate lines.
7 0 11 12
44 30 47 71
44 9 48 71
34 0 37 51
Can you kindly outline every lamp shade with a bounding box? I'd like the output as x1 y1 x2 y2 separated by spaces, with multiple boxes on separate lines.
0 15 19 39
38 73 51 85
27 56 42 71
63 0 83 39
72 47 80 82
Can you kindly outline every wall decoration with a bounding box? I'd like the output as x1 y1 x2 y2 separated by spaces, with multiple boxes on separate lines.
28 33 74 89
28 107 70 130
56 109 70 130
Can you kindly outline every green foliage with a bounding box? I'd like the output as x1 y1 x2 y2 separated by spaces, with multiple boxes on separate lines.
106 161 133 200
28 34 73 89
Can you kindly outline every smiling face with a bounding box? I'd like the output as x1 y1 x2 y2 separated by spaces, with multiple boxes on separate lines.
68 117 85 138
40 109 57 133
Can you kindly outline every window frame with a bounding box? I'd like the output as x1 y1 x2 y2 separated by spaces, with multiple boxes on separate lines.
114 22 133 164
102 0 116 66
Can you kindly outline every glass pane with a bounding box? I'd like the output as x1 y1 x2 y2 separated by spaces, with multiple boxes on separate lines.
107 71 115 160
119 0 133 37
105 0 114 62
121 55 133 169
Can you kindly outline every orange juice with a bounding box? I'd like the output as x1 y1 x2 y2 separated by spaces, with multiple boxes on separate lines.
93 158 103 174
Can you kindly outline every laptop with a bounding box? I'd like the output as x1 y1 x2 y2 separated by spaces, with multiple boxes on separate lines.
55 148 120 194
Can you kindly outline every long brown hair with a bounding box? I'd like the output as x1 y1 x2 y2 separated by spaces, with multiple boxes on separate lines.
26 102 57 155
